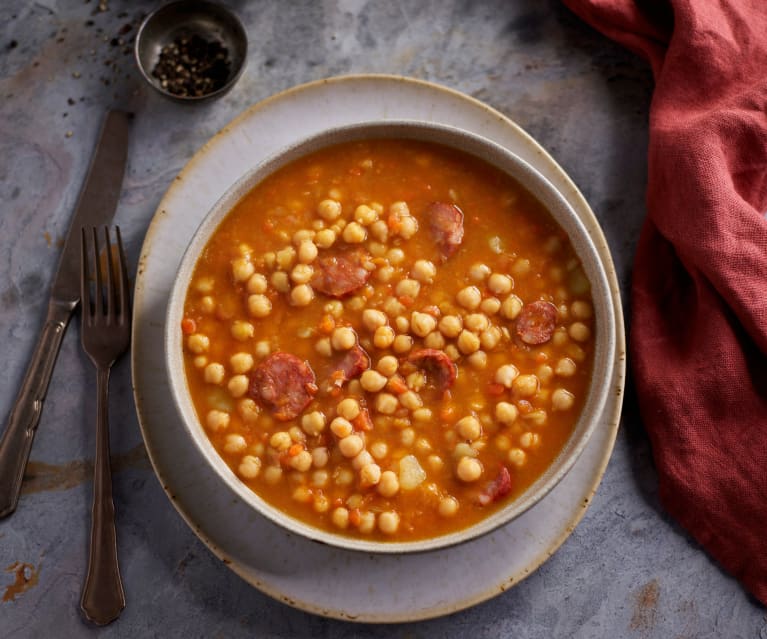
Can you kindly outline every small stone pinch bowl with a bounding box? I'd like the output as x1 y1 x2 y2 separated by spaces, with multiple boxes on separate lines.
164 120 617 554
134 0 247 103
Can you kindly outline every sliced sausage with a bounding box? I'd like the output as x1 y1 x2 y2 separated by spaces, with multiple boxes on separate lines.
330 344 370 386
249 352 317 421
311 247 372 298
516 300 558 345
427 202 464 259
406 348 457 393
478 466 512 506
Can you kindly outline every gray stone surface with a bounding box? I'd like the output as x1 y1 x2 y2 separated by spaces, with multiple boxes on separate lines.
0 1 764 637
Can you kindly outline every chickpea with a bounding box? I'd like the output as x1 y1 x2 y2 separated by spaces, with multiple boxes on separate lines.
396 278 421 299
312 447 329 468
270 271 290 294
480 326 502 351
230 352 254 374
500 294 523 320
369 441 388 460
237 398 260 423
318 199 342 221
194 277 214 293
337 398 361 421
315 336 332 357
411 259 436 283
387 248 405 265
338 434 364 458
512 374 539 398
495 401 519 425
520 431 540 449
187 333 209 354
569 322 591 342
289 450 313 472
469 263 491 281
360 463 382 487
370 219 388 242
508 448 527 467
238 455 262 479
270 431 292 451
511 258 531 277
376 393 399 415
342 221 367 243
193 355 207 369
331 507 350 529
231 320 254 341
399 391 423 411
456 456 483 482
358 511 376 534
204 363 225 385
330 417 354 438
315 228 337 248
301 411 327 436
392 334 413 354
376 355 398 376
223 434 247 454
227 374 249 398
456 416 482 440
290 263 313 284
537 364 554 384
394 315 410 333
289 284 314 307
551 388 575 411
399 215 418 239
439 496 459 518
456 286 482 310
383 297 406 317
487 273 513 295
275 246 296 270
571 300 593 320
464 313 490 333
373 326 395 349
263 466 283 485
423 331 446 350
438 315 463 338
360 369 387 392
378 511 400 535
467 350 487 369
354 204 378 226
206 410 230 432
375 472 400 500
412 408 433 422
495 364 520 388
555 357 577 377
199 296 215 314
411 311 437 337
376 265 394 283
457 330 480 354
231 257 255 282
247 294 272 318
427 454 444 472
362 309 387 332
331 326 357 351
296 239 318 264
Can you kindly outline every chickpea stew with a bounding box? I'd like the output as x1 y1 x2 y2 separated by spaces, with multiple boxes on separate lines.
181 138 596 542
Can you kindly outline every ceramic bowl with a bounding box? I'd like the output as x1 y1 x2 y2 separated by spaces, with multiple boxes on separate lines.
134 0 247 103
164 120 617 553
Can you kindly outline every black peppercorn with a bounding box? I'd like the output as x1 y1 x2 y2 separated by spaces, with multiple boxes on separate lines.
151 33 231 98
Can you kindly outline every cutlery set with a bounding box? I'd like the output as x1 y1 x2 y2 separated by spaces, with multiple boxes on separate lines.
0 111 132 625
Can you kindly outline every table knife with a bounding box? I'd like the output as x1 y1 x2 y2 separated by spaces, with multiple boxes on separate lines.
0 110 131 518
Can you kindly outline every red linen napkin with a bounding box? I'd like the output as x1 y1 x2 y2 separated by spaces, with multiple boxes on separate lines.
563 0 767 604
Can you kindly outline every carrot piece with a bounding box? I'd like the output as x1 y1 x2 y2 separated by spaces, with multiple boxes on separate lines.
352 409 374 431
487 383 505 396
181 317 196 334
349 509 362 527
398 295 415 307
387 375 408 395
288 443 303 457
387 212 403 233
318 314 335 334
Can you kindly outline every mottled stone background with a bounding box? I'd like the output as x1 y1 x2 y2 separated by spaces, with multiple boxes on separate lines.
0 1 764 637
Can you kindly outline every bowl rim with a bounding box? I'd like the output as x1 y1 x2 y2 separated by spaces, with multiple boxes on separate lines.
133 0 248 103
164 119 617 554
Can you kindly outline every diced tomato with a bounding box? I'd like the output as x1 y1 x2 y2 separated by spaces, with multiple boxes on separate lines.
181 317 196 334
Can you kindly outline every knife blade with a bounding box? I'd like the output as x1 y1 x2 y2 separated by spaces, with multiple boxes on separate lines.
0 110 131 518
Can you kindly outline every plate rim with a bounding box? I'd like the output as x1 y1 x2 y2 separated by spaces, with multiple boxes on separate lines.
131 72 626 622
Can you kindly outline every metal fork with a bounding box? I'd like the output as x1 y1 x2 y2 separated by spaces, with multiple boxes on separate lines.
79 226 129 625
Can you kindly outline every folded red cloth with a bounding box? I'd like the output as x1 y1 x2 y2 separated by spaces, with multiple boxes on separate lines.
564 0 767 605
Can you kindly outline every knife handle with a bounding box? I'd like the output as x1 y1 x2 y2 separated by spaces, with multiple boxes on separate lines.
0 302 74 518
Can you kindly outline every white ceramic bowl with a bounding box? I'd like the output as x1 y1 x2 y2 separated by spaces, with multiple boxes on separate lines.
165 120 616 554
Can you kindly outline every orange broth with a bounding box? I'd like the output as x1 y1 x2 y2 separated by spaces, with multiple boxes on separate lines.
181 138 595 541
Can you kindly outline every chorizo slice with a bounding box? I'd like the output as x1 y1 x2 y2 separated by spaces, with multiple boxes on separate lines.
406 348 457 393
330 344 371 387
311 247 372 298
516 300 558 345
249 352 317 421
478 466 512 506
426 202 464 259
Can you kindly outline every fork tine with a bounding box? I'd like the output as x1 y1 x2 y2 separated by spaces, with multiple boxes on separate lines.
80 228 91 320
104 227 115 324
91 227 102 319
114 226 129 325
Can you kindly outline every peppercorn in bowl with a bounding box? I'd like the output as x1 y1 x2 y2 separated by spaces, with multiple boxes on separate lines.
165 121 617 553
134 0 247 102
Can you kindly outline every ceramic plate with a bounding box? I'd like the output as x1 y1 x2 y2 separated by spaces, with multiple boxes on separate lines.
132 74 626 622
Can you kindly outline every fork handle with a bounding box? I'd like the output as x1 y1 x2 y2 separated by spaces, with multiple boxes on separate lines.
0 301 74 518
81 365 125 625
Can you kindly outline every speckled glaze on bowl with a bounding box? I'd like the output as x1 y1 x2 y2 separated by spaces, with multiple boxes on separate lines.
164 120 616 554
